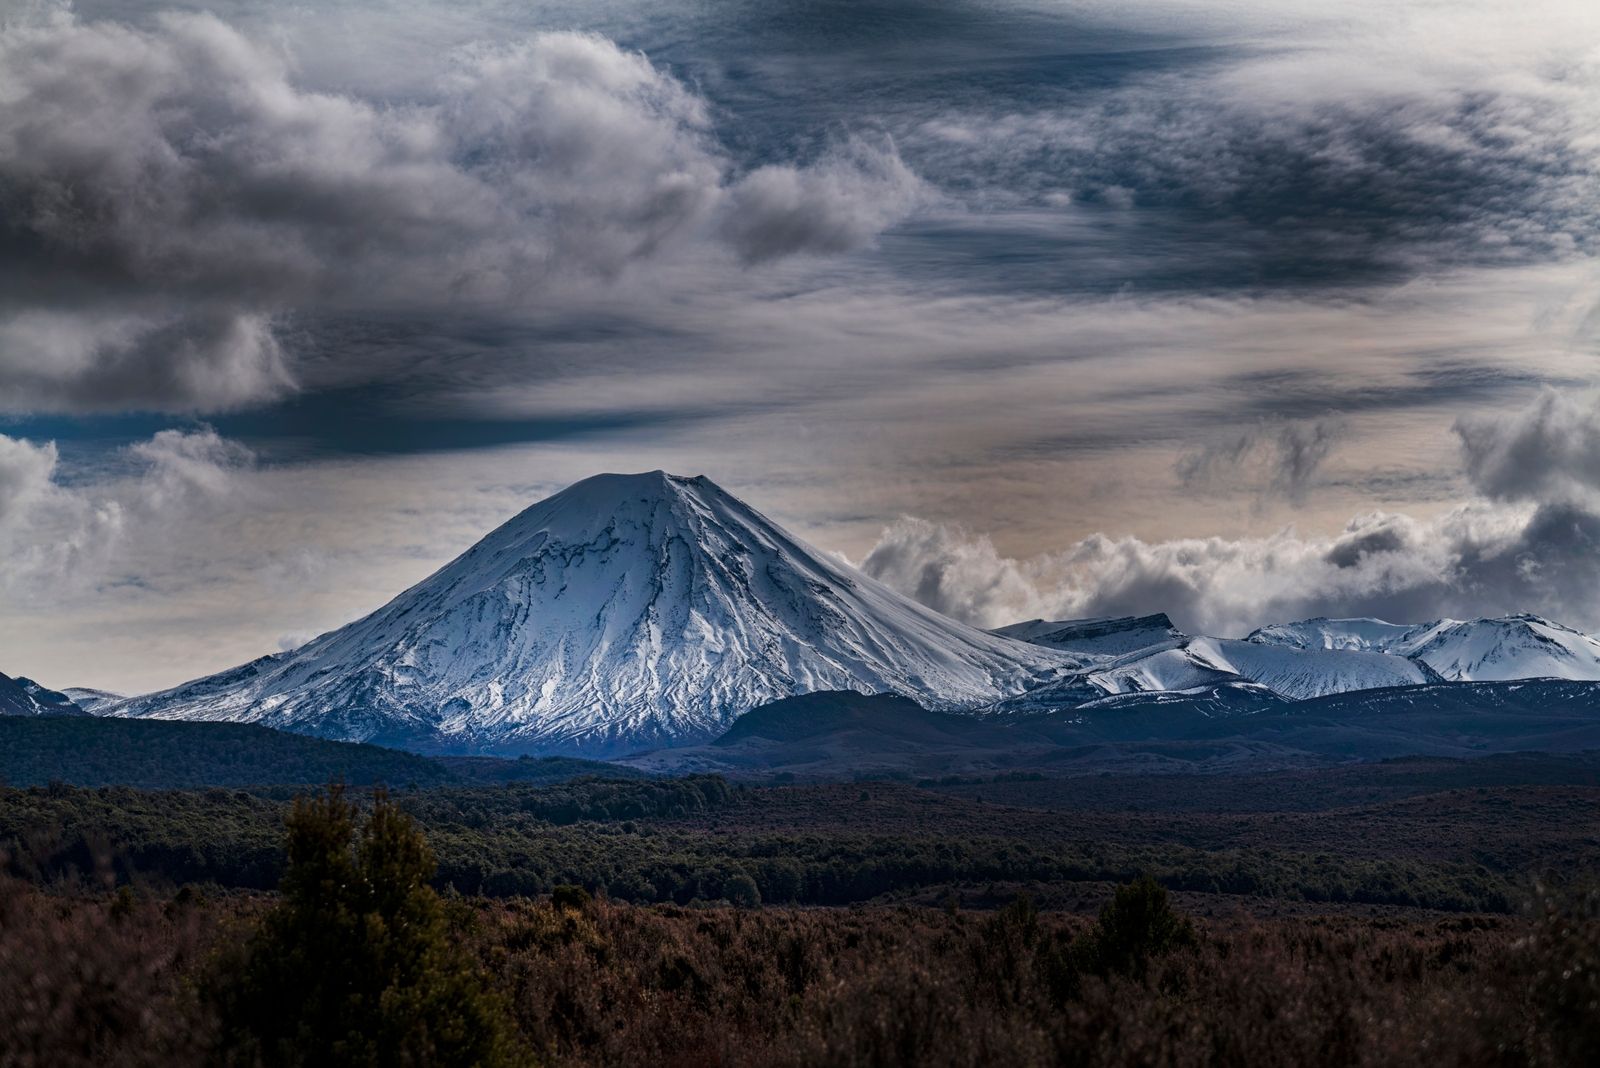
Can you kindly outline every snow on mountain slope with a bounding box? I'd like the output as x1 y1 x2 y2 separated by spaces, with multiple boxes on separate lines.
1399 616 1600 681
0 673 43 716
991 613 1184 660
1082 637 1435 702
1073 681 1284 718
1086 642 1238 695
60 687 126 714
1248 614 1600 682
0 672 86 717
1246 617 1428 653
1197 638 1441 699
111 472 1069 754
986 633 1435 712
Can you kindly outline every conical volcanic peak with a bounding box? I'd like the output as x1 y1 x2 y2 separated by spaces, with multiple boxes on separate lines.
115 472 1068 755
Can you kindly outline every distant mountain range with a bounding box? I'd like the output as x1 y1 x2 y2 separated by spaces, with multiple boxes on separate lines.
7 472 1600 760
1247 614 1600 681
984 610 1600 710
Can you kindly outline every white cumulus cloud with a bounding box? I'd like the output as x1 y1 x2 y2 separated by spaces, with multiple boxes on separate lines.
862 390 1600 635
0 425 256 606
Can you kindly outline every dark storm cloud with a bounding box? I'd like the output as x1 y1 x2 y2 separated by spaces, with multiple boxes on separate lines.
0 310 290 414
1457 389 1600 503
4 1 1592 431
1322 524 1409 570
719 141 921 262
0 10 921 414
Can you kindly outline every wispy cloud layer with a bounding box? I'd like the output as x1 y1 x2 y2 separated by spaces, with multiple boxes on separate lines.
1176 417 1346 507
907 1 1600 276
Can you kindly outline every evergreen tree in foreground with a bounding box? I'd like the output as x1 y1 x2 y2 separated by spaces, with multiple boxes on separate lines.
1076 874 1198 980
210 785 524 1067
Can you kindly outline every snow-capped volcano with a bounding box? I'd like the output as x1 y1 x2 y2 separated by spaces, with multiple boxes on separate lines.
111 472 1067 754
1247 614 1600 682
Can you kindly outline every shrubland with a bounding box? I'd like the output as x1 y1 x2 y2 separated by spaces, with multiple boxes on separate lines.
1 771 1597 1065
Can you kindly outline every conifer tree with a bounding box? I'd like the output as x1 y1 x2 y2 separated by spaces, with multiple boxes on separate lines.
210 785 525 1067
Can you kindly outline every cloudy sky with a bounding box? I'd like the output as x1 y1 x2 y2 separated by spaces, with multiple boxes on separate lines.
3 0 1599 693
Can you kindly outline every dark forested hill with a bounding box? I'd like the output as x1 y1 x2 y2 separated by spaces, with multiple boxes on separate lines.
0 716 648 790
0 717 455 789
